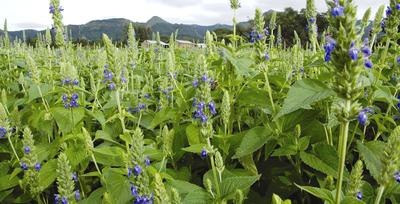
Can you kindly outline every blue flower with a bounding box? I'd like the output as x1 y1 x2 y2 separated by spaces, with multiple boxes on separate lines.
72 172 78 182
193 110 202 119
71 93 78 101
64 103 69 109
69 100 79 108
192 98 197 107
200 115 207 123
324 37 336 62
58 6 64 12
49 5 55 14
24 146 31 154
381 20 385 28
361 47 371 58
201 74 208 82
64 78 71 84
357 110 368 126
386 6 392 16
61 196 68 204
208 102 217 115
121 77 127 83
200 149 207 159
394 171 400 183
397 56 400 64
134 165 141 176
250 38 255 43
109 82 116 90
257 33 263 40
396 4 400 10
21 162 28 171
356 192 362 200
250 30 256 38
127 167 133 178
264 29 270 36
144 93 151 99
349 48 359 61
331 6 345 17
35 162 41 171
265 52 270 61
73 79 79 86
145 156 151 166
130 184 138 196
193 78 199 88
134 195 153 204
198 101 205 110
0 127 6 138
364 59 373 68
62 94 68 102
54 194 60 203
75 190 80 201
309 17 316 23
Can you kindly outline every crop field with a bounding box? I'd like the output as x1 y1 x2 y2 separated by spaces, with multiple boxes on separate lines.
0 0 400 203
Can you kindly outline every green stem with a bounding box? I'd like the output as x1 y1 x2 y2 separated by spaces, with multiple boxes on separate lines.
374 186 385 204
7 133 20 162
335 99 351 204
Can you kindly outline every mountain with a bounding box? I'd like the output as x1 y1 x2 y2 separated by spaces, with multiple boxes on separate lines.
4 16 232 42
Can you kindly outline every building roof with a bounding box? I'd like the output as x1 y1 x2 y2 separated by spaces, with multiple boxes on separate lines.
143 40 168 46
176 40 194 44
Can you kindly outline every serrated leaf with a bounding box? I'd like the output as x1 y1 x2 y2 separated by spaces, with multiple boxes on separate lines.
239 154 258 175
38 159 57 190
183 189 212 204
357 140 385 181
233 126 272 158
167 179 203 195
186 124 201 145
300 152 337 178
181 144 206 154
295 184 334 204
52 107 85 134
150 108 176 129
276 79 334 118
103 168 131 204
220 175 260 199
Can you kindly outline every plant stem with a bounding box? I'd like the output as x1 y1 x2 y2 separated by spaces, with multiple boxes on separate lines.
374 186 385 204
7 133 20 162
335 99 351 204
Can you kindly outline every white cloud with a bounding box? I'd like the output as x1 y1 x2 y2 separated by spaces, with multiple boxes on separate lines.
0 0 390 31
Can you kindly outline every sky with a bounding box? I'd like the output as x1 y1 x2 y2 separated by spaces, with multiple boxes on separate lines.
0 0 390 31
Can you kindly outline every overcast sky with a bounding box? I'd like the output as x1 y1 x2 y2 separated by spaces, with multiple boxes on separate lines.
0 0 390 31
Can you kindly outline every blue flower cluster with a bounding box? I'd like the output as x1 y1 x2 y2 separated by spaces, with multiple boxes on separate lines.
249 29 269 43
62 78 79 86
0 127 6 138
396 4 400 10
324 36 336 62
331 0 344 17
49 4 64 14
21 146 41 172
103 65 117 90
128 103 146 114
62 93 79 109
347 39 373 68
192 99 217 124
130 183 153 204
397 56 400 64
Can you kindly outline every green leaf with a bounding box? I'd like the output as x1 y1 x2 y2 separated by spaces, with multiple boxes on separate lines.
357 140 385 181
186 124 201 145
150 108 176 129
52 107 85 133
39 159 57 190
167 179 203 195
372 86 397 105
93 146 124 166
224 51 255 77
239 154 258 175
295 184 334 204
220 175 260 199
28 84 52 103
272 145 297 157
237 86 271 108
182 144 206 154
78 187 105 204
272 194 292 204
233 126 272 159
183 189 212 204
276 79 335 119
0 174 19 191
300 152 337 178
103 168 131 204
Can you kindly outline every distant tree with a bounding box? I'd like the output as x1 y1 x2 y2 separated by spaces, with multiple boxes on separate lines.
213 28 233 43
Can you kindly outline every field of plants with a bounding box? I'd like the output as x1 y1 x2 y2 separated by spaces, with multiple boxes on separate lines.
0 0 400 203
